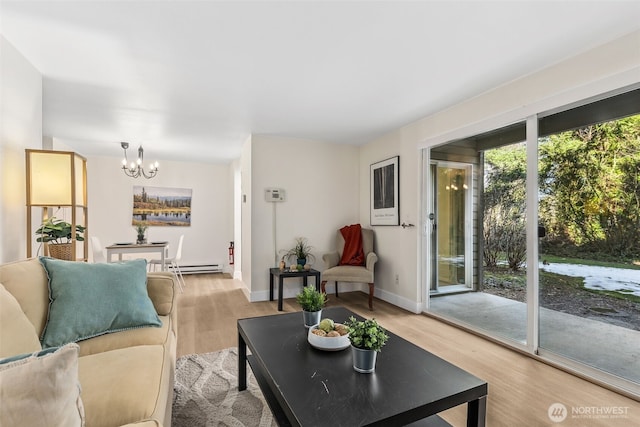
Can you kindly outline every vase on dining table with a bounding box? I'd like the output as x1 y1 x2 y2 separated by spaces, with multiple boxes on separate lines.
135 223 148 244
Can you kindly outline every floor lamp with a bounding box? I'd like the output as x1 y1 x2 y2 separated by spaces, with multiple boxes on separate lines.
26 149 88 261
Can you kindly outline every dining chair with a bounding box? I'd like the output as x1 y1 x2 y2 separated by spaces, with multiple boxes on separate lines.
150 235 185 292
90 236 106 263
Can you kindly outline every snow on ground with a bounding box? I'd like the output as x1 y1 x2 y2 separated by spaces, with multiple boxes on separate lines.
540 262 640 297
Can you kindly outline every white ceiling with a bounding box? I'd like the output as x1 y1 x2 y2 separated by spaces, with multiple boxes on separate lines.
2 1 639 163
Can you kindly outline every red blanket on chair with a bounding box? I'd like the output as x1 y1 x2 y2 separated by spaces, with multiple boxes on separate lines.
339 224 365 266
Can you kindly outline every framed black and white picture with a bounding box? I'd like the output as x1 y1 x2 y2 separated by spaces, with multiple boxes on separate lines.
370 156 399 226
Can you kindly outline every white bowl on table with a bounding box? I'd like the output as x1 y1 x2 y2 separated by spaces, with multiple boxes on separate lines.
307 324 350 351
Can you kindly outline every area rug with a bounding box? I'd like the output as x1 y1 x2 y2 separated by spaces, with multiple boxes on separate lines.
172 347 276 427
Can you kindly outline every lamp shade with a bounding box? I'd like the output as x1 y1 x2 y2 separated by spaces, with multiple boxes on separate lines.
26 150 86 206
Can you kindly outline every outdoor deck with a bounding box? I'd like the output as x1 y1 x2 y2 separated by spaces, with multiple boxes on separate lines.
429 292 640 384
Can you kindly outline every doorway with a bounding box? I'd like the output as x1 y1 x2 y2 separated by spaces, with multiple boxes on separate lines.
429 161 473 293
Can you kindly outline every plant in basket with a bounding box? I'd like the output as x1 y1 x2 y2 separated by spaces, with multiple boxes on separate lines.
35 217 85 245
35 217 85 260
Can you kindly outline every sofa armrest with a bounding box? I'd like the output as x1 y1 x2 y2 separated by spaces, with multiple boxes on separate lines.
366 252 378 271
322 251 340 269
147 273 176 316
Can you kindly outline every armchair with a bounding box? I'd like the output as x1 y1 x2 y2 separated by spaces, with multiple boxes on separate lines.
321 226 378 310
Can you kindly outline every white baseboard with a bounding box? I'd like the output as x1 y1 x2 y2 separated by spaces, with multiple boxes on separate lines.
247 281 362 303
375 287 422 314
249 289 270 302
246 281 422 314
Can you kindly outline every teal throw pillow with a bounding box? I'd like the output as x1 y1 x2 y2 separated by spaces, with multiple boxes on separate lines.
39 257 162 348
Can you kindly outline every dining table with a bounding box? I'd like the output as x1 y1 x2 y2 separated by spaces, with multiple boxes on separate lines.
105 242 169 271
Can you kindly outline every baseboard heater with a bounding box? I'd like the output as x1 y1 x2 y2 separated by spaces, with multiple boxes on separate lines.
173 264 223 275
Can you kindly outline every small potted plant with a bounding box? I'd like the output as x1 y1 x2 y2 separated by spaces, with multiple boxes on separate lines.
344 316 389 373
285 237 315 269
135 222 148 244
295 285 326 327
35 217 85 260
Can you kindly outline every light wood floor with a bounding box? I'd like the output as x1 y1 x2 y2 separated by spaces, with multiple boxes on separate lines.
176 274 640 427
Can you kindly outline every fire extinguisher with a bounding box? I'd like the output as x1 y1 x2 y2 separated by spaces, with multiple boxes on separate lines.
228 241 234 265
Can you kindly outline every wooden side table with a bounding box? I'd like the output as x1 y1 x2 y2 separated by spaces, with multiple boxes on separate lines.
269 267 321 311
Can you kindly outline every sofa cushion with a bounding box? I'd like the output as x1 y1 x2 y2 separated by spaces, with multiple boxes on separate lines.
0 258 50 336
0 283 42 358
78 313 172 357
0 343 84 427
79 345 167 427
322 264 374 283
39 257 162 348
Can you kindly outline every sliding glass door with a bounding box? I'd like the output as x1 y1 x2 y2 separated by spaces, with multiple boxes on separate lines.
428 136 528 345
429 162 473 293
424 87 640 395
536 113 640 385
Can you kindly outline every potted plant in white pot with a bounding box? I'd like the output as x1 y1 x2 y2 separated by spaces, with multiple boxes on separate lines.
344 316 389 373
295 285 326 328
35 217 86 260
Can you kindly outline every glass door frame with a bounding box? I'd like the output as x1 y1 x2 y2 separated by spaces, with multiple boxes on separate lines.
524 116 539 354
428 160 474 294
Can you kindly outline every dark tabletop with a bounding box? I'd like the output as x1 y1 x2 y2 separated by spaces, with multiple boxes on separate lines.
269 267 320 277
238 307 487 427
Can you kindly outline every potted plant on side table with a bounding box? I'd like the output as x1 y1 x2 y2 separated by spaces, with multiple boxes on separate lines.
35 217 86 260
344 316 389 373
285 237 316 270
296 285 326 328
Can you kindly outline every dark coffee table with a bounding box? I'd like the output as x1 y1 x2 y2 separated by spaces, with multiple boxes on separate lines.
238 307 487 426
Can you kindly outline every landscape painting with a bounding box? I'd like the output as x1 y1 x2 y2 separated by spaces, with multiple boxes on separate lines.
132 186 192 227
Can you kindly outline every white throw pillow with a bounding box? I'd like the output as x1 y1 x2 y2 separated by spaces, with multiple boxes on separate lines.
0 343 85 427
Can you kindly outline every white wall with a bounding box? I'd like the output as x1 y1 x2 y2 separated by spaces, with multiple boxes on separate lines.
86 154 232 269
358 142 423 311
247 136 360 301
231 157 242 279
359 30 640 314
0 36 43 263
412 31 640 150
240 136 253 293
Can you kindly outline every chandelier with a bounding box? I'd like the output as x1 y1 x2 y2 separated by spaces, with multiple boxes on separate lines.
120 142 159 179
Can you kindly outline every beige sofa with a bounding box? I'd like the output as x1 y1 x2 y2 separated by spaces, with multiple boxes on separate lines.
0 258 177 427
